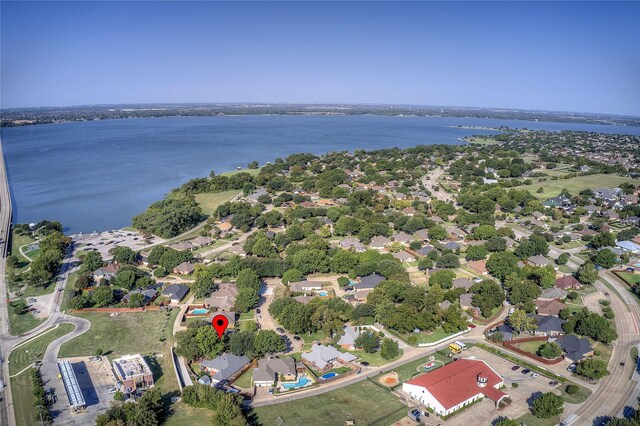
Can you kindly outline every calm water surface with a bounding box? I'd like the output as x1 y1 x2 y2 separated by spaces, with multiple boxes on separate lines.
3 115 639 233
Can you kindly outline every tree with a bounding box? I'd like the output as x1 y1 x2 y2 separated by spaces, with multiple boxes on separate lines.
494 419 519 426
428 269 455 289
486 251 520 281
235 287 260 313
127 292 146 308
253 330 287 356
507 309 537 335
594 249 617 269
428 225 447 240
442 305 469 333
380 337 400 360
115 268 139 289
111 246 137 265
470 280 505 318
354 331 381 353
557 253 569 265
537 342 562 359
82 250 103 272
532 392 564 419
236 269 261 290
509 280 541 305
576 358 609 380
577 262 598 285
337 276 350 287
466 245 488 261
515 235 549 258
228 331 254 356
485 236 507 252
282 269 303 284
591 232 616 249
417 257 433 270
436 253 459 269
92 286 114 307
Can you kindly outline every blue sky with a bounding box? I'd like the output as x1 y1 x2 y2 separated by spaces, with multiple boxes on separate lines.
1 1 639 115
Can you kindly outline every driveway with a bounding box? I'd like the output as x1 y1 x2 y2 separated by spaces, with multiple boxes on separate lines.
257 280 304 353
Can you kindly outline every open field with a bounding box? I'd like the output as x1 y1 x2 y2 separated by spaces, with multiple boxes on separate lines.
220 167 262 177
517 174 640 199
194 190 241 216
8 303 45 335
616 271 640 286
253 379 407 426
58 310 178 358
349 348 404 366
516 413 559 426
464 137 501 145
165 403 213 426
9 323 76 375
401 326 452 344
10 231 36 271
10 370 37 426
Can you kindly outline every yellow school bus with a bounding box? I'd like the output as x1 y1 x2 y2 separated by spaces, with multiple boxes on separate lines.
449 343 462 354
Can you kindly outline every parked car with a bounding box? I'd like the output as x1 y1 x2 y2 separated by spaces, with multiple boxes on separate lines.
549 380 559 387
108 388 118 394
511 365 520 371
530 373 540 379
521 369 531 375
567 363 577 372
468 323 476 328
276 327 285 333
293 335 301 341
360 361 370 367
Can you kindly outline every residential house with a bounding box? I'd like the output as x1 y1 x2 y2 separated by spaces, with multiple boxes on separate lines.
339 238 366 252
169 241 195 252
442 241 461 251
173 262 195 275
92 263 119 282
555 275 581 290
301 344 357 372
403 359 508 417
227 245 247 257
191 236 214 247
138 251 151 267
467 259 488 275
616 240 640 254
289 281 324 293
531 314 566 336
198 353 250 384
540 287 568 300
162 284 189 304
370 235 391 250
417 245 435 256
403 207 417 216
216 222 233 236
527 255 556 269
414 229 430 241
392 251 416 263
453 277 474 290
252 357 297 387
555 335 595 363
204 282 238 311
392 232 413 245
459 293 476 311
122 288 158 306
337 326 362 350
535 299 567 316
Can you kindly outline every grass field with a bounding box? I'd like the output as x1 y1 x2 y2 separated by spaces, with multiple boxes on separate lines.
253 379 407 426
401 327 452 344
516 413 559 426
514 340 543 355
11 370 37 426
617 271 640 286
220 167 262 177
58 310 178 358
517 174 640 199
10 231 36 272
233 368 253 388
8 304 45 336
465 137 501 145
194 190 241 216
348 349 404 366
9 323 76 375
165 403 213 426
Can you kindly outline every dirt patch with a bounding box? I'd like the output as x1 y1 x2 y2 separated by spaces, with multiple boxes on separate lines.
380 371 399 387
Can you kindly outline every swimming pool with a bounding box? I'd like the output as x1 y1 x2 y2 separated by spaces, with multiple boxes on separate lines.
191 308 209 315
317 291 328 296
281 377 310 389
321 372 337 379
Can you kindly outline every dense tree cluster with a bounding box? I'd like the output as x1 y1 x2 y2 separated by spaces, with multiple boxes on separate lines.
132 192 206 238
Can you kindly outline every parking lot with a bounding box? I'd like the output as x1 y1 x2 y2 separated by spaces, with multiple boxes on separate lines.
44 357 117 426
72 229 165 260
420 346 567 425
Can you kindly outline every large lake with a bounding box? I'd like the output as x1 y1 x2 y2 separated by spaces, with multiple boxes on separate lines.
3 115 640 234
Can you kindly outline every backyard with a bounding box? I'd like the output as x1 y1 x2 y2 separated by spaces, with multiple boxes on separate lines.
253 379 407 426
616 271 640 286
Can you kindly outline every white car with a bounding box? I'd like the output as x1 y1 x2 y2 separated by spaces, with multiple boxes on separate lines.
108 388 118 394
530 372 540 379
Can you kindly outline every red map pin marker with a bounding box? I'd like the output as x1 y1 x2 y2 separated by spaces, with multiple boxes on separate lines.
211 314 229 339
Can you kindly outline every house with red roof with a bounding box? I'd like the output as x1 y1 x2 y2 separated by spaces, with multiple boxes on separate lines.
402 359 508 416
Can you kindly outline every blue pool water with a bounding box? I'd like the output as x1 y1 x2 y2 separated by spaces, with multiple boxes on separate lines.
281 377 310 389
317 291 328 296
321 372 337 379
191 308 209 315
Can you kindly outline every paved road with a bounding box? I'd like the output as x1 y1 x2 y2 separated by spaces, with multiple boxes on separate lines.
422 167 454 203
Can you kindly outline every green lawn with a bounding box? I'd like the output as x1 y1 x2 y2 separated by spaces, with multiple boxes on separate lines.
10 370 37 426
514 340 543 355
402 327 452 344
9 231 36 272
349 349 404 366
390 356 433 383
9 323 76 375
220 167 262 177
239 319 257 332
253 379 407 426
233 368 253 388
8 304 45 336
465 137 501 145
517 174 640 199
617 271 640 286
556 381 592 404
194 190 241 216
59 310 178 358
516 414 560 426
165 403 213 426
